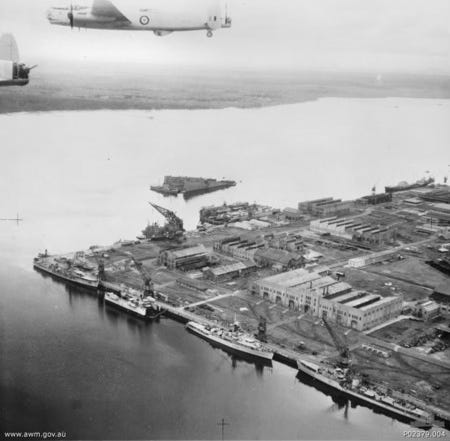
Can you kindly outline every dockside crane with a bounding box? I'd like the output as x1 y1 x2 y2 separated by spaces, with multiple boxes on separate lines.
256 316 267 342
125 253 154 298
150 202 184 231
147 202 184 240
91 253 105 282
322 316 351 367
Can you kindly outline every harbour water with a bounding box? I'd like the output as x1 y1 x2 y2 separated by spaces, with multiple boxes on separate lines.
1 98 449 439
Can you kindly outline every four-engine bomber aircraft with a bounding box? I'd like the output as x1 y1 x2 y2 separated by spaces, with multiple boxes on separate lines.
0 34 36 87
47 0 231 37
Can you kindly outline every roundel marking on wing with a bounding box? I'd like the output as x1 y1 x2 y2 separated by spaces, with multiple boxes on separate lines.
140 15 150 25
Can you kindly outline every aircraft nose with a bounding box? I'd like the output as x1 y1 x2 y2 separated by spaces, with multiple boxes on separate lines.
46 7 60 22
46 8 55 21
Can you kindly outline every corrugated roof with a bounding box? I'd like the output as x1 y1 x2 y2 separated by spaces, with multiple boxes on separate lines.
170 245 207 258
259 268 320 288
324 281 352 295
209 261 255 276
255 248 302 265
331 291 364 304
345 294 380 308
359 296 399 311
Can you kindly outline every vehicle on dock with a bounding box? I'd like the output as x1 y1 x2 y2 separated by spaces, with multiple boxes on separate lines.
186 320 274 362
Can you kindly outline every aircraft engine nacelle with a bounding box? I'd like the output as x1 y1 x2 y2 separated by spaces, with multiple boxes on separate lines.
153 30 173 37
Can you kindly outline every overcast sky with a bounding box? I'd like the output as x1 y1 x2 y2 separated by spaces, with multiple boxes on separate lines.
0 0 449 73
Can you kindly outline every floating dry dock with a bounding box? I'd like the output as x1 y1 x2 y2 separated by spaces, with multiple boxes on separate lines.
151 176 236 199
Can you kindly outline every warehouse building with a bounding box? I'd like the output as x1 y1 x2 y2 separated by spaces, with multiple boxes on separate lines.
310 216 395 244
357 193 393 205
252 268 401 330
283 207 303 221
214 236 265 260
268 233 303 252
413 300 441 321
299 197 353 217
319 291 402 331
159 245 209 271
298 197 334 213
419 189 450 204
252 268 351 309
254 248 303 271
204 261 256 282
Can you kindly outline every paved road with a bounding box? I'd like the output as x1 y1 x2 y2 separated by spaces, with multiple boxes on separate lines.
181 291 238 310
364 315 417 335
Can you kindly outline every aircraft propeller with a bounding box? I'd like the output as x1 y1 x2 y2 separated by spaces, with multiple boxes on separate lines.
67 3 74 29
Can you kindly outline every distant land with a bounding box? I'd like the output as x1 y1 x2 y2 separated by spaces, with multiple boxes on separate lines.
1 66 449 113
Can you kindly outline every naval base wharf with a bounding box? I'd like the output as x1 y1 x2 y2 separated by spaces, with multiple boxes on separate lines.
33 182 450 431
33 249 450 431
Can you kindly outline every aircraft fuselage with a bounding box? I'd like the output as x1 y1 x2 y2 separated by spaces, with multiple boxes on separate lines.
47 0 231 36
0 79 29 87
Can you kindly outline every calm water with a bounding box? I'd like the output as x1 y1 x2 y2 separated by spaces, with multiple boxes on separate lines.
1 98 449 439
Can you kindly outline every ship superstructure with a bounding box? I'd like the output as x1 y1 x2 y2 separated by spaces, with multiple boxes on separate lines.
296 360 434 428
385 176 435 193
33 251 99 290
186 320 273 362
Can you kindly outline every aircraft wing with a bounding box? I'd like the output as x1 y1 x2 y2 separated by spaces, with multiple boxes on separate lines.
91 0 131 23
0 34 19 63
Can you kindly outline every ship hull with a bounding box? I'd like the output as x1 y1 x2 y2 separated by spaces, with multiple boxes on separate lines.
183 182 236 199
186 322 273 362
151 177 236 200
104 292 161 319
104 295 146 318
385 178 434 193
296 360 432 425
150 186 180 196
33 261 99 290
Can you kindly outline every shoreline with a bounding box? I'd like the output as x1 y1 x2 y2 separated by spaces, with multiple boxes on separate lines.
1 95 449 118
32 259 450 430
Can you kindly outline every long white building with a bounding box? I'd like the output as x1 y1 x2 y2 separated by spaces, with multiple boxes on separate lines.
252 269 402 331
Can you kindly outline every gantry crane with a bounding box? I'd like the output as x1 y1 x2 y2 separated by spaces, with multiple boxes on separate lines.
322 316 351 367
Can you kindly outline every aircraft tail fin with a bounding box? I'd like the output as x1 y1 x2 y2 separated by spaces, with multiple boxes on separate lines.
0 34 20 62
